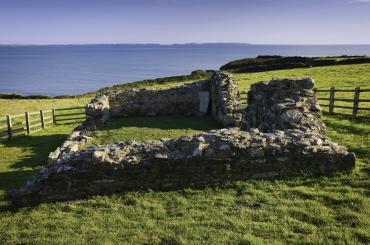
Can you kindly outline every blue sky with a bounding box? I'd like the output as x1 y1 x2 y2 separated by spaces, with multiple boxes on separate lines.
0 0 369 44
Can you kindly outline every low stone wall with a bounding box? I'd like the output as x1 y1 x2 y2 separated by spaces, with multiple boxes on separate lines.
109 80 210 117
243 78 326 134
8 128 355 206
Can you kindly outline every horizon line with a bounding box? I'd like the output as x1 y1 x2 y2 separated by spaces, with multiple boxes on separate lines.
1 42 370 46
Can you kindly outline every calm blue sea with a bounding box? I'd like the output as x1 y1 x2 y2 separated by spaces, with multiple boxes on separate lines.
1 44 370 96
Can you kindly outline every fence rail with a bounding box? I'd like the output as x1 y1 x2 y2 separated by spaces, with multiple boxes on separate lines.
315 87 370 117
0 106 86 142
54 106 85 111
53 107 86 125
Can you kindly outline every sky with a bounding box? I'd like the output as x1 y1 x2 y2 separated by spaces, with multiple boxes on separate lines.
0 0 370 45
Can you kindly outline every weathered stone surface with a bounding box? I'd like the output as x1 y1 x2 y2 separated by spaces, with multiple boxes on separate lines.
243 78 326 133
86 95 110 123
108 80 210 117
48 124 93 165
210 72 242 127
9 128 355 206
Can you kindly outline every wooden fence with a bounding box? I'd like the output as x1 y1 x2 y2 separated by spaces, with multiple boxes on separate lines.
315 87 370 117
53 106 86 125
0 106 86 142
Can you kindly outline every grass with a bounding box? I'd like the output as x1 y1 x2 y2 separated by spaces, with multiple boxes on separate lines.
0 63 369 244
234 63 370 116
235 63 370 92
0 97 92 117
0 79 197 119
121 79 199 90
0 114 368 244
0 123 82 206
88 116 221 146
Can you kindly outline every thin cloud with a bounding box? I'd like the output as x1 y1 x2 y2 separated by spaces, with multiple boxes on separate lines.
350 0 370 3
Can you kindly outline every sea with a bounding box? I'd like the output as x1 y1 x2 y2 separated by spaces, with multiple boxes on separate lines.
1 44 370 96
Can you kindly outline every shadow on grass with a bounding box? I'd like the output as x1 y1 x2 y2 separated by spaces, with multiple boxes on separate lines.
324 120 370 136
2 134 68 170
0 169 38 193
322 112 370 123
0 169 44 211
4 168 367 211
323 113 370 158
98 115 221 132
55 120 85 126
0 133 70 204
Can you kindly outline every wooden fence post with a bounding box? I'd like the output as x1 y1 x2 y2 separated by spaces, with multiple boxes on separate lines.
52 108 56 125
329 87 335 114
6 114 12 141
40 110 45 129
25 112 30 135
352 87 360 117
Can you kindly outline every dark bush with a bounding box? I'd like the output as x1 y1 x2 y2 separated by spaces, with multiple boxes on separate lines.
220 56 370 73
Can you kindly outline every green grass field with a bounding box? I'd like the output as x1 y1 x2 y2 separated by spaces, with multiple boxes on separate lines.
88 116 221 146
0 64 369 244
235 63 370 116
0 97 92 117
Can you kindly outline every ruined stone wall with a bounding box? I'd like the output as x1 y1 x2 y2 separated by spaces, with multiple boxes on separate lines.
86 95 110 123
243 78 326 134
9 128 355 206
85 72 242 126
48 123 94 165
8 74 357 207
210 72 242 127
108 80 210 117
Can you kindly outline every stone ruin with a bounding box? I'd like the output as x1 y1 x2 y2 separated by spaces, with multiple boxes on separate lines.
243 78 326 134
8 72 355 206
86 72 242 127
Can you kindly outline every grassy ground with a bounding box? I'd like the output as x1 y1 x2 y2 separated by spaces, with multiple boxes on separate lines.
0 97 92 117
88 116 220 146
0 63 369 244
235 63 370 116
0 123 81 205
0 114 368 244
235 63 370 92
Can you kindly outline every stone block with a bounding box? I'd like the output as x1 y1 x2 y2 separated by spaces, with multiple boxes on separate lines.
198 91 210 114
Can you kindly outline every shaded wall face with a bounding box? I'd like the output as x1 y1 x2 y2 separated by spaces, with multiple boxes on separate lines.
243 78 326 134
86 72 242 128
108 81 210 117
